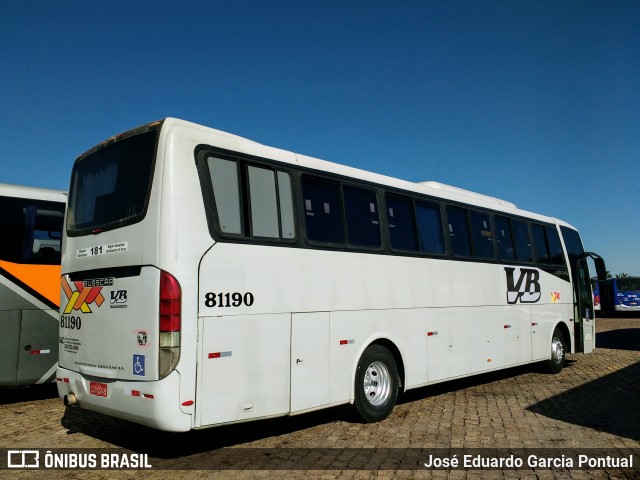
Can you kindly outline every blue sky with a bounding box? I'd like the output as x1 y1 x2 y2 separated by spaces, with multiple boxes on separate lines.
1 1 638 275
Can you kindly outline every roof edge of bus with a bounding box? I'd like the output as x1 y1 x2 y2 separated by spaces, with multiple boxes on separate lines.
163 117 262 145
418 181 517 208
0 183 67 200
77 117 568 224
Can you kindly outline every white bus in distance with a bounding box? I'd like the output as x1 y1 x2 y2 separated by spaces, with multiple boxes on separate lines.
57 118 606 432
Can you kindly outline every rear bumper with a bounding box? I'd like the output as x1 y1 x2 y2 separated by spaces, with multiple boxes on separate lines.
56 367 192 432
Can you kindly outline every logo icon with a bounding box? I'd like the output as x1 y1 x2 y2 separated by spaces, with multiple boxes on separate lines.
133 354 145 376
7 450 39 468
136 331 148 346
505 267 541 304
550 291 561 303
111 290 127 304
61 277 105 314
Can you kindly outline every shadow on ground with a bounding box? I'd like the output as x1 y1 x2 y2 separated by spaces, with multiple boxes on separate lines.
596 328 640 351
527 328 640 441
0 383 58 406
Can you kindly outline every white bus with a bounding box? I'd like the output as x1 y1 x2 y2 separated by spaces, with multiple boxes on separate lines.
0 183 66 387
57 118 605 432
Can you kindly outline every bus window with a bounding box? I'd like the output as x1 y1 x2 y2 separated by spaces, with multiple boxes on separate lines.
495 216 515 261
248 166 280 238
470 211 494 259
447 206 472 257
209 157 242 235
207 160 296 240
532 224 550 264
385 194 418 252
277 172 295 239
343 185 381 248
546 227 566 265
415 200 445 254
512 220 533 263
67 130 156 235
0 197 64 264
302 176 345 244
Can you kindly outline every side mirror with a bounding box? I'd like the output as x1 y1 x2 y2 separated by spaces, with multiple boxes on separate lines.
584 252 607 281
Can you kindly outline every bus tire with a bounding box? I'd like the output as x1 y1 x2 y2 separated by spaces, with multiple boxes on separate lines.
353 345 399 423
546 327 566 374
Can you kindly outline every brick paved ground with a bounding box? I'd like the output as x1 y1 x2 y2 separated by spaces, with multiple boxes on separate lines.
1 317 638 480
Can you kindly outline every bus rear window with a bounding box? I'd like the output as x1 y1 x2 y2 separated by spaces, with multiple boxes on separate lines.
67 130 157 235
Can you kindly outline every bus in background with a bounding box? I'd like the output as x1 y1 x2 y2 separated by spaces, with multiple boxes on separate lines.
600 277 640 314
57 118 606 432
591 279 601 312
0 184 66 387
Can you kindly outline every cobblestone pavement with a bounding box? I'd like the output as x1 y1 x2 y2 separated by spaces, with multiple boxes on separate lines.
1 317 638 480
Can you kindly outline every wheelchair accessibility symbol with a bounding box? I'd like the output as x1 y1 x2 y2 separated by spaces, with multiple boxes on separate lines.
133 354 145 376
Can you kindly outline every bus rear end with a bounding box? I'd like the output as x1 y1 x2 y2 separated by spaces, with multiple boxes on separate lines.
57 120 192 431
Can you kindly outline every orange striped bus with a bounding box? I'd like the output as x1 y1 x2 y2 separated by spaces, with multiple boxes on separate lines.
0 183 65 386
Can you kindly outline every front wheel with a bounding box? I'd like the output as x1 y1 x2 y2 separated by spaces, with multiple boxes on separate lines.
546 327 566 374
353 345 399 422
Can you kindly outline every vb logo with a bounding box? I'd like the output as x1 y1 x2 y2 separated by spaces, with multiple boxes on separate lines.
505 267 541 304
110 290 128 304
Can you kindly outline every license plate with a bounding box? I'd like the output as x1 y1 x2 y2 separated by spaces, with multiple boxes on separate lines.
89 381 108 397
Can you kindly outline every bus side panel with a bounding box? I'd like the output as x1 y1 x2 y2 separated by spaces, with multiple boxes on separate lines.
328 309 425 402
291 312 330 413
503 304 532 367
0 275 58 387
17 309 58 385
531 304 573 357
197 314 290 427
425 309 473 381
0 310 20 386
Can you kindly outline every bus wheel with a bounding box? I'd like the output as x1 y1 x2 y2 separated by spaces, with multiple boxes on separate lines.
353 345 399 422
546 327 566 374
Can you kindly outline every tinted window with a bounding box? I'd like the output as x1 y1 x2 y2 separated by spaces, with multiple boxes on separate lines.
470 211 494 259
447 207 472 257
67 130 157 235
344 186 381 248
546 226 565 265
495 216 515 261
532 224 550 264
415 201 445 254
248 166 279 238
302 177 344 244
560 226 584 261
209 157 242 234
277 172 296 239
0 196 64 264
207 159 295 240
513 220 533 262
386 194 418 251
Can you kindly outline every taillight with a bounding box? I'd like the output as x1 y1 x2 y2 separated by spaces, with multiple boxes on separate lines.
159 270 181 378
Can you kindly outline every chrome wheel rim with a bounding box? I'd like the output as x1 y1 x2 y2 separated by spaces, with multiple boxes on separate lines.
363 360 392 406
551 337 564 364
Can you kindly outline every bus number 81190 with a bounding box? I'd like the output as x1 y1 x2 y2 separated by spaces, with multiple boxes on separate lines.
204 292 254 308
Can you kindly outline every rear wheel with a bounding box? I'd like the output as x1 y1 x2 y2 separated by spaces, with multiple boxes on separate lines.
353 345 399 422
546 327 566 374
